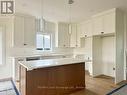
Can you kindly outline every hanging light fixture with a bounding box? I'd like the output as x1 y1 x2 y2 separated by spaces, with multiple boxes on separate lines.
39 0 45 32
68 0 74 34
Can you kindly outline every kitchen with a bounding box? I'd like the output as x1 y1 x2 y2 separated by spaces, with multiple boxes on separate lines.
0 0 127 95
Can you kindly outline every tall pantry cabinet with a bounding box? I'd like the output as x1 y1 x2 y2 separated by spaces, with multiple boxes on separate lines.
91 8 125 84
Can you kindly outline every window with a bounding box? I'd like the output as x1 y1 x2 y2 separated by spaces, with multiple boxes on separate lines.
36 33 52 51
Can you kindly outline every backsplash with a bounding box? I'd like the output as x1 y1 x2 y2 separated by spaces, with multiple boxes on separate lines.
8 47 73 57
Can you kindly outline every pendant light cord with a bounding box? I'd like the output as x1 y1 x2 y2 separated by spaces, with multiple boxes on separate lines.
68 0 74 34
41 0 44 18
40 0 45 32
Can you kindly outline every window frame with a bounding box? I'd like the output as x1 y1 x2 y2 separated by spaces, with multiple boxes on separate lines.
36 32 52 51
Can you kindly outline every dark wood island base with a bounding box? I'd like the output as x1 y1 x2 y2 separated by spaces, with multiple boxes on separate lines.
19 63 85 95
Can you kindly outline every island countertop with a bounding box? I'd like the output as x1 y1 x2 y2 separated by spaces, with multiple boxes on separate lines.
19 58 87 71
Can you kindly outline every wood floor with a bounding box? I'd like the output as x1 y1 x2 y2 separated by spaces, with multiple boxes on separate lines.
16 71 127 95
71 71 126 95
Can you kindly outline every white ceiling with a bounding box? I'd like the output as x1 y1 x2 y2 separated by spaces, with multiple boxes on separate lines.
16 0 127 22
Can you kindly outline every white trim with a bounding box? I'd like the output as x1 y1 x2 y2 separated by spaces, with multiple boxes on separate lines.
124 13 127 80
0 25 6 66
92 8 116 17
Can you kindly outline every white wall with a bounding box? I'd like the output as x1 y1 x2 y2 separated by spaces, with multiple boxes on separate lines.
102 36 115 77
0 17 14 79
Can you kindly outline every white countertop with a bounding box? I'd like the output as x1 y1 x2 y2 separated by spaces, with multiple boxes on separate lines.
19 58 88 71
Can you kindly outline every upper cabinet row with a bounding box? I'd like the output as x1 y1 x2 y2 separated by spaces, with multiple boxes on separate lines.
56 22 80 48
13 15 56 48
56 9 116 48
12 9 116 48
92 9 115 35
78 8 115 37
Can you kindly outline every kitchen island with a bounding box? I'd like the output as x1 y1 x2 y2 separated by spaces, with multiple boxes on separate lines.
19 58 85 95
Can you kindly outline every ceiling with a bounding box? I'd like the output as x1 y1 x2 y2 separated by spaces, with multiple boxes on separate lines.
15 0 127 22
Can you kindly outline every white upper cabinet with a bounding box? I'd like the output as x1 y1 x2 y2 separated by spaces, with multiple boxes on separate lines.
79 20 93 37
56 23 80 48
79 23 85 38
93 16 104 35
13 14 36 48
24 16 36 47
103 12 115 34
76 25 81 47
56 22 70 47
93 9 115 35
70 24 77 47
70 24 80 48
14 16 24 47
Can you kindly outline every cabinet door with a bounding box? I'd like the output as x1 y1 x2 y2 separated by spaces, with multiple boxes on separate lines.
58 23 70 47
76 27 81 47
14 16 24 47
86 21 93 37
103 13 115 34
70 24 77 47
58 24 65 47
63 24 70 47
24 16 36 48
93 16 104 35
79 20 93 38
80 23 86 38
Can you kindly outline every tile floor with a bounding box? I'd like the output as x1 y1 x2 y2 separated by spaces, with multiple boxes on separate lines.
0 81 17 95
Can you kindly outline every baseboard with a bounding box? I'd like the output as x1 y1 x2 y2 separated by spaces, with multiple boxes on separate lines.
93 74 115 79
0 77 12 82
116 80 127 85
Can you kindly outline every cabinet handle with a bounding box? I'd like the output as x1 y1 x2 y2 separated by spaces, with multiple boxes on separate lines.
18 59 24 61
24 44 27 46
101 32 104 34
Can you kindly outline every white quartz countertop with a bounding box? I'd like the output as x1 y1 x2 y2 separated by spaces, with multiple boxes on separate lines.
19 58 87 71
